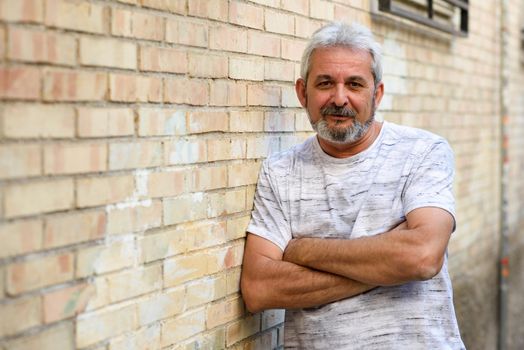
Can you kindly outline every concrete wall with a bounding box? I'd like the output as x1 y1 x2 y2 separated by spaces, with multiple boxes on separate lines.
0 0 522 349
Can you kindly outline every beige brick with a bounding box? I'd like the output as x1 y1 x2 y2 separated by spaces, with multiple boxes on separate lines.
7 253 74 294
189 52 228 78
189 0 228 21
229 1 263 29
210 25 247 53
265 111 295 131
141 0 186 14
295 16 322 39
281 38 306 61
7 323 74 350
207 138 246 161
230 111 264 132
295 111 313 131
163 252 209 287
77 174 135 207
210 80 247 106
309 0 335 20
139 45 187 73
4 178 74 218
43 69 107 101
228 162 260 187
226 314 261 346
206 296 244 329
109 140 163 170
107 264 162 303
139 227 186 263
77 107 134 138
185 221 227 252
226 267 241 295
76 304 137 348
136 288 186 325
265 9 294 35
44 211 105 249
246 185 256 210
164 77 208 105
247 136 280 159
0 219 42 258
163 193 207 225
248 84 280 106
109 73 162 102
264 59 295 82
188 110 228 134
45 0 106 34
147 169 188 198
8 27 76 65
138 107 186 136
281 86 301 108
207 243 244 273
107 200 162 235
43 283 94 323
0 0 43 23
109 324 161 350
187 275 227 308
229 56 264 81
227 215 250 241
164 138 207 165
248 30 280 57
226 188 247 214
76 240 135 278
112 8 164 41
281 0 309 15
0 66 41 100
0 144 41 179
161 308 206 346
191 165 228 192
0 296 41 337
1 104 74 139
250 0 279 6
0 25 5 58
44 142 107 175
181 328 226 350
165 18 208 48
80 36 136 70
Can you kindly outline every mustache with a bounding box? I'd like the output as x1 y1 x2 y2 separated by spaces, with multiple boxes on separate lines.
320 105 357 118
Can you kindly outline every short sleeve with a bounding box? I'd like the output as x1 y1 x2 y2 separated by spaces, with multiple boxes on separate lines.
246 160 292 251
402 140 456 229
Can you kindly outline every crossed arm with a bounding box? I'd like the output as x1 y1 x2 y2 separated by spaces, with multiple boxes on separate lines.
240 207 454 313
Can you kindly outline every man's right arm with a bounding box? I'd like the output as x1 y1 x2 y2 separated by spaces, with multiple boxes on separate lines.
240 233 375 313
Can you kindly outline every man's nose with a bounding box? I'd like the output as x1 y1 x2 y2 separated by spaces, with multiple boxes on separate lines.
333 84 348 107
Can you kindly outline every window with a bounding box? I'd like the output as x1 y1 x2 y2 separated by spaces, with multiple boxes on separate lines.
378 0 468 36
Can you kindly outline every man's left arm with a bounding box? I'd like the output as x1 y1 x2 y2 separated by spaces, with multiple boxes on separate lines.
283 206 453 286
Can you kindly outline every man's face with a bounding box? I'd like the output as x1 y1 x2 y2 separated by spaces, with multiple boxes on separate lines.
295 46 384 144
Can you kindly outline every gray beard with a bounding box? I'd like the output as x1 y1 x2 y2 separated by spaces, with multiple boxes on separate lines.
312 115 374 144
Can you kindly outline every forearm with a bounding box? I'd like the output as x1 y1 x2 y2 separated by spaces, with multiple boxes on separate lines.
241 251 374 313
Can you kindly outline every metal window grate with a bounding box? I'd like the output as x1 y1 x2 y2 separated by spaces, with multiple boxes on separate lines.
378 0 468 36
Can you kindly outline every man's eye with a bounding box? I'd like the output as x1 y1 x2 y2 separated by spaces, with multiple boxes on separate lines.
349 82 362 88
317 81 332 87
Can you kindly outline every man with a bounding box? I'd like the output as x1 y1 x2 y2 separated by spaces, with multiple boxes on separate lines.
240 22 465 349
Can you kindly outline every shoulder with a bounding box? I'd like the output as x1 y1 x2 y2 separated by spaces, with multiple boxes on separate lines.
383 122 452 157
262 135 316 175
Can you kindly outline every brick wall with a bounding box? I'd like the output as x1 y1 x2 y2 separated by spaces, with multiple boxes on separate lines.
0 0 523 349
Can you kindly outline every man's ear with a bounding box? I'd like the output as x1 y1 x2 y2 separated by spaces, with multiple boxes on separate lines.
373 81 384 109
295 78 307 108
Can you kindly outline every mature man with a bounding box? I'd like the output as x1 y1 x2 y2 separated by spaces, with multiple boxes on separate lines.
240 22 465 349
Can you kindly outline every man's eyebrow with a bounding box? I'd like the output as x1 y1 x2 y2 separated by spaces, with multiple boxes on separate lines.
313 74 333 82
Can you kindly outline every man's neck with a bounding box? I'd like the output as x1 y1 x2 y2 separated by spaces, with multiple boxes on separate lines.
317 121 383 158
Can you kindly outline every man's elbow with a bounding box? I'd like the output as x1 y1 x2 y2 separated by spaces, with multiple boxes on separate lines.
413 250 445 281
240 276 265 313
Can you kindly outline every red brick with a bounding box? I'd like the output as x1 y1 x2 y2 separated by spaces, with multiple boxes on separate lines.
0 144 41 179
164 77 208 105
109 73 162 102
8 27 76 66
44 142 107 175
0 0 43 23
0 219 43 258
43 69 107 101
188 111 229 134
1 104 75 139
77 107 135 138
209 25 247 53
141 0 186 14
229 1 263 29
189 0 228 21
139 45 187 73
165 18 208 48
45 0 107 34
0 66 40 100
248 30 280 57
80 36 136 70
138 107 186 136
210 80 247 106
188 52 228 78
43 283 93 323
7 253 74 294
44 211 106 249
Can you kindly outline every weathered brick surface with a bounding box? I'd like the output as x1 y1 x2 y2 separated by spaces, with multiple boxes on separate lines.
0 1 523 349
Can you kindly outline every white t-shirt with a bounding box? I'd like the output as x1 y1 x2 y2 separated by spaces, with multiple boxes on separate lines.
247 121 465 349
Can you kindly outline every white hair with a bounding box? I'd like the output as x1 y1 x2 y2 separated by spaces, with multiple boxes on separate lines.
300 22 383 87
